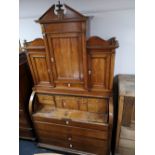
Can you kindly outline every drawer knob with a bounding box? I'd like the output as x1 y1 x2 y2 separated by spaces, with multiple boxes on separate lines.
68 83 71 87
66 120 69 124
68 137 72 141
69 144 72 148
88 70 92 75
51 57 54 62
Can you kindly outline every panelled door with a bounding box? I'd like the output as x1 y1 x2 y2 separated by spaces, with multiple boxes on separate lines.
88 51 111 91
28 52 54 87
47 33 85 89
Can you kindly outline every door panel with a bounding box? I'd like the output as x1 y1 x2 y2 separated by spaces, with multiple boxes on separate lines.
29 52 52 87
52 37 80 79
88 52 111 90
47 33 84 89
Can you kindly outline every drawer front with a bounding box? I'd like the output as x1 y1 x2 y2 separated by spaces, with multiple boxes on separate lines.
39 137 68 148
37 130 108 155
87 98 108 113
36 129 68 141
36 129 107 147
37 94 55 106
55 95 108 113
33 116 108 131
35 93 109 114
34 121 108 140
55 96 79 110
55 82 84 90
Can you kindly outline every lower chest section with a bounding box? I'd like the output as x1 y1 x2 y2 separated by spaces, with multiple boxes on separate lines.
34 121 109 155
32 93 110 155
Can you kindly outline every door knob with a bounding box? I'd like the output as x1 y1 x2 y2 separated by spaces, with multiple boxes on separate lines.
88 70 92 75
51 57 54 62
66 120 69 124
69 144 73 148
68 83 71 87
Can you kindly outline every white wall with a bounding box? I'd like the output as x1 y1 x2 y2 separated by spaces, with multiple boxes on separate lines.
19 0 135 75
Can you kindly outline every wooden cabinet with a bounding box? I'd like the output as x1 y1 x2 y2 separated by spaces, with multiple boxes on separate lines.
29 53 51 86
87 37 116 91
19 52 35 140
39 6 88 90
24 3 118 155
115 75 135 155
26 39 54 87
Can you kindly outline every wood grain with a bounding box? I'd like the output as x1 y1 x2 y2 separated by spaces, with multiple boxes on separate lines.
25 3 119 155
115 75 135 155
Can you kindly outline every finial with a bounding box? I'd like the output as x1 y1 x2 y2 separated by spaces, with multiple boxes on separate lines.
54 0 66 19
56 1 63 11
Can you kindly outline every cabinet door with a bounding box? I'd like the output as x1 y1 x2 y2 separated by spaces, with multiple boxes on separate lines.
88 52 111 90
47 33 84 89
28 52 53 87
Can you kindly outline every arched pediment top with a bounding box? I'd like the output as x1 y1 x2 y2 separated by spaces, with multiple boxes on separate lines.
87 36 119 50
36 4 88 24
24 38 45 50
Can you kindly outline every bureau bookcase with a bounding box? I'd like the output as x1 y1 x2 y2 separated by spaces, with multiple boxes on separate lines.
24 3 118 155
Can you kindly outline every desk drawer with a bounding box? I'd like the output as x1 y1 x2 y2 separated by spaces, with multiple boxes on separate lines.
34 121 108 140
37 131 108 155
33 115 108 131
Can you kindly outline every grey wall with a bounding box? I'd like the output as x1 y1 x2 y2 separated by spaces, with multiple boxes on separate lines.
19 0 135 75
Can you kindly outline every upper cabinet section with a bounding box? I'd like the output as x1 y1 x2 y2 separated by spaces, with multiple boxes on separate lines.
24 39 54 88
87 37 119 91
37 4 88 90
24 3 119 96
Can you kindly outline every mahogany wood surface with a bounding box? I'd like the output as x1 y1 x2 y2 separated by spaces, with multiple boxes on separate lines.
24 3 118 155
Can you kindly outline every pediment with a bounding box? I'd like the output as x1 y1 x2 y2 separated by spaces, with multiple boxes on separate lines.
36 4 87 23
87 36 119 50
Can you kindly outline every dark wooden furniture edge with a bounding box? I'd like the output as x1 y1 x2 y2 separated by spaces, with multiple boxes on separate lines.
20 136 36 141
38 143 95 155
29 91 36 119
